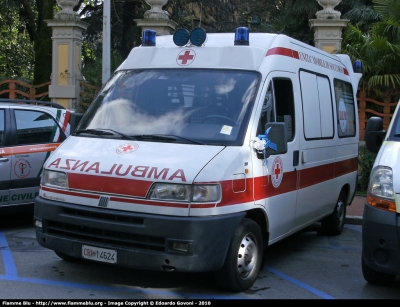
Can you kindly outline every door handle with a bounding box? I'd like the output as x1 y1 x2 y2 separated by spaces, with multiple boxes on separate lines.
0 157 9 163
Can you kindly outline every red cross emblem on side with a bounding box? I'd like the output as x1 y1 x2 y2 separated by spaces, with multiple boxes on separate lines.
271 156 283 188
177 50 196 66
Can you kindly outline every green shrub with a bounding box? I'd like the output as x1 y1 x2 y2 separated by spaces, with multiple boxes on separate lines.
358 144 377 193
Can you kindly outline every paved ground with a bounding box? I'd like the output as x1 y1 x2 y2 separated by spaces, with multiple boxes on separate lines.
346 195 366 225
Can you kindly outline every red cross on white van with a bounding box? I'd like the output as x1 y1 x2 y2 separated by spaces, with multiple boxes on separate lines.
271 156 283 188
177 50 195 66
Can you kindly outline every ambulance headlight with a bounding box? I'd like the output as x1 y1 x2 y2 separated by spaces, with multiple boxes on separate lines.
192 185 220 202
41 170 69 189
369 166 394 199
149 184 191 201
149 184 220 202
367 166 396 212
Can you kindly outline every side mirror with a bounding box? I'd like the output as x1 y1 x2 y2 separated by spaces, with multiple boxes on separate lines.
365 117 386 154
257 122 288 159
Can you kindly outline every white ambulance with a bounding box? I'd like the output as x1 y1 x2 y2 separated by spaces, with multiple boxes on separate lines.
34 27 362 292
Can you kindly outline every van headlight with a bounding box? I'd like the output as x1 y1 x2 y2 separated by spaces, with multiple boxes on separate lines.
149 184 191 201
41 170 69 189
192 185 220 202
149 183 220 202
367 166 396 212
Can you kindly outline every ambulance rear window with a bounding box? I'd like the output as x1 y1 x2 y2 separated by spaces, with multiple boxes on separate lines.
78 69 261 146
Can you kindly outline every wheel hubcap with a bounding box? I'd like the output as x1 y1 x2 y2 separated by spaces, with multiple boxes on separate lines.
336 199 344 225
237 233 258 279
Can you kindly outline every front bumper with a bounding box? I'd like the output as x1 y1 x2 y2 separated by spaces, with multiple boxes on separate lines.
35 196 245 272
362 202 400 275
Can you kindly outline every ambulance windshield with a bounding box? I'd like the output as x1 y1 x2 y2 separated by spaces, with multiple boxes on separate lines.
78 69 260 145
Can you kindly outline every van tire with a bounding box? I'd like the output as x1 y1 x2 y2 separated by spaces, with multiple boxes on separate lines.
55 251 78 262
362 256 396 285
215 218 263 292
321 190 346 236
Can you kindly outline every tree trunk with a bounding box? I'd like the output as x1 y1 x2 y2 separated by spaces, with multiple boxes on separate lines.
19 0 56 87
33 0 55 87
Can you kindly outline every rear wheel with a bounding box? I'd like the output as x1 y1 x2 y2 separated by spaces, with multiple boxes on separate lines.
362 255 396 285
321 190 347 236
215 218 263 292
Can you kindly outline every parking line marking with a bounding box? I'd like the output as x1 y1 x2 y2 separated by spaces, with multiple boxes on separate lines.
0 274 241 299
265 266 335 299
0 231 244 299
0 231 18 279
0 230 342 299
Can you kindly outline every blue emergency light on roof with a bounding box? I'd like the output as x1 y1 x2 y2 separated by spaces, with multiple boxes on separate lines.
353 59 363 74
142 29 156 46
173 27 207 47
173 29 190 46
190 27 207 46
234 27 249 46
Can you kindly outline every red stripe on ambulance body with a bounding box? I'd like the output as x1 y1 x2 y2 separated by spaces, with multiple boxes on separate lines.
41 186 189 208
67 173 152 198
266 47 299 59
41 186 100 199
335 157 358 178
220 157 358 207
41 157 358 209
266 47 349 76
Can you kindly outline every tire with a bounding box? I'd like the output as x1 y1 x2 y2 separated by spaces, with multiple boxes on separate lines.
215 218 263 292
362 255 396 285
55 251 78 262
321 190 347 236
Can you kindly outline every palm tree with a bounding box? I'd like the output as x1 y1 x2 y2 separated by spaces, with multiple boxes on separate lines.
342 0 380 32
373 0 400 42
341 0 400 96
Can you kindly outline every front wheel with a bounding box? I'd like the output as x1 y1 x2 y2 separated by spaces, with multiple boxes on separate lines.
321 190 347 236
215 218 263 292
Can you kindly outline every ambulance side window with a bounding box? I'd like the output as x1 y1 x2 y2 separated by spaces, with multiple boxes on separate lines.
0 110 4 146
300 71 334 140
258 82 277 135
334 79 356 137
15 110 61 145
258 78 295 141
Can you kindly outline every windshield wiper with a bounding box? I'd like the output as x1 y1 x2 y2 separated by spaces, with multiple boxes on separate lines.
133 134 204 145
74 129 136 140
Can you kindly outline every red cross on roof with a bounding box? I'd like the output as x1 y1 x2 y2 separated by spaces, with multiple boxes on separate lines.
178 50 194 65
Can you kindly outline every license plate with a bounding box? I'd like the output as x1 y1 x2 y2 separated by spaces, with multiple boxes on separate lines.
82 245 117 264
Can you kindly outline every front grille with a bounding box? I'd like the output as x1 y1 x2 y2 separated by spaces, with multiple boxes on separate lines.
45 206 166 253
63 207 144 224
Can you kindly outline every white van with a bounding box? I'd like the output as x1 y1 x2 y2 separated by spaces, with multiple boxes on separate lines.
362 101 400 285
34 27 362 291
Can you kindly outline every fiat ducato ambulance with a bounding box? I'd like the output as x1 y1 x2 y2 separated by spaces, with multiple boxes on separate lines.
34 27 362 292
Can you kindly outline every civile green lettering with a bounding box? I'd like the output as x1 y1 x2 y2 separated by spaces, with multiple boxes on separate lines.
0 195 9 202
11 192 38 201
